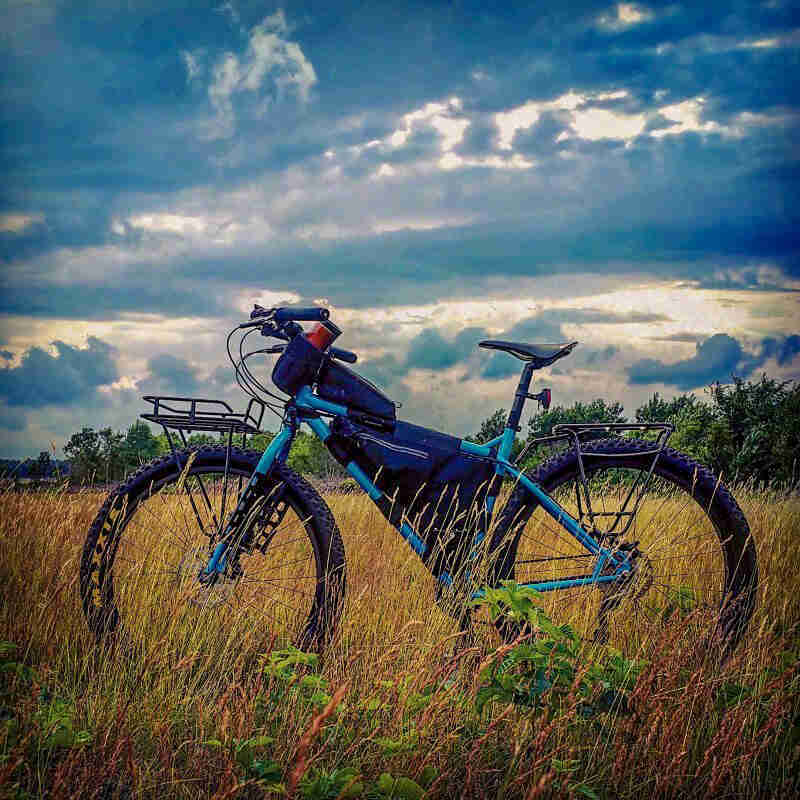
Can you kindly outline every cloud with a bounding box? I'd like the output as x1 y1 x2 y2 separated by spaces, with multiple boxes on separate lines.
360 308 668 385
357 354 408 388
628 332 800 389
405 326 488 371
139 354 201 395
0 405 26 432
758 334 800 367
1 1 798 454
210 364 235 389
0 337 118 408
0 213 44 233
481 308 668 379
648 332 704 343
203 10 316 138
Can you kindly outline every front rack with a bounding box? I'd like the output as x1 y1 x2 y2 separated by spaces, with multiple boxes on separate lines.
514 422 674 541
141 395 265 435
141 395 266 458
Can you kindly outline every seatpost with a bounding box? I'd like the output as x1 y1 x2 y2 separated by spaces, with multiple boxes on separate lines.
506 362 535 432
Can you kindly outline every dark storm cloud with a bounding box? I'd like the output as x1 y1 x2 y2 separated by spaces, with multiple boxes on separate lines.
0 284 230 319
759 334 800 367
628 333 800 389
453 113 499 157
512 111 573 155
367 309 667 382
3 1 797 254
357 354 407 388
2 0 798 456
0 337 118 407
481 309 669 379
139 354 201 395
649 332 705 343
405 326 488 371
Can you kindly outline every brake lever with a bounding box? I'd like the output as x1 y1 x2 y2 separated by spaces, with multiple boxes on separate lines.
250 303 274 320
260 325 289 340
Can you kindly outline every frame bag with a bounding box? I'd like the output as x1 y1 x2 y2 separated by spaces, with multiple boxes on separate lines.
328 418 496 575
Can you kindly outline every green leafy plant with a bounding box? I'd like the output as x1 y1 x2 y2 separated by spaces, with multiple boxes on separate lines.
657 584 698 620
300 766 363 799
473 582 644 716
203 735 280 782
370 772 427 800
34 696 92 750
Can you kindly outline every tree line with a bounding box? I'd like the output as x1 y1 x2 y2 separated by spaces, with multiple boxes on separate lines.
470 375 799 488
58 423 343 486
42 375 800 489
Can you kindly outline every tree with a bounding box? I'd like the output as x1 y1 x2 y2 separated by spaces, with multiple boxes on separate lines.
707 375 799 486
123 421 160 468
635 392 699 423
468 408 528 460
98 427 126 484
667 401 722 470
64 427 103 485
186 433 220 448
248 432 276 452
528 398 626 437
468 409 507 444
29 451 51 480
521 399 627 470
287 431 344 479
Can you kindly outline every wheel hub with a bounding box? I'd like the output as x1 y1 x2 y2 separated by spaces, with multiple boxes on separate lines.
176 547 238 607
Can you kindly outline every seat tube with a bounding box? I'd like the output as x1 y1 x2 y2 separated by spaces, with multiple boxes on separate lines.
505 362 535 438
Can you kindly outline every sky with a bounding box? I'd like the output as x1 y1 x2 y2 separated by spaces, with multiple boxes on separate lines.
1 0 798 458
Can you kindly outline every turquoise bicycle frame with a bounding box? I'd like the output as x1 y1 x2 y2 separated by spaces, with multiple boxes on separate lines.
203 385 633 595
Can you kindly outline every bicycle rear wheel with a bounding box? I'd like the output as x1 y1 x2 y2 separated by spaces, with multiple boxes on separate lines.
80 446 346 653
489 438 757 657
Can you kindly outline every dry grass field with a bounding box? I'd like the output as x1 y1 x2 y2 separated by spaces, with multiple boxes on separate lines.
0 482 798 799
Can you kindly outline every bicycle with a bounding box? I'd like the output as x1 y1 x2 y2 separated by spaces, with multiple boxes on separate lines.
80 305 758 657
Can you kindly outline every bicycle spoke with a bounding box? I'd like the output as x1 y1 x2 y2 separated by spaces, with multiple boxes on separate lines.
136 496 194 551
242 555 314 578
237 578 318 600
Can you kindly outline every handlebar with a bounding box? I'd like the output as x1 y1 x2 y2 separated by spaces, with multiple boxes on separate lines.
257 306 330 323
330 346 357 364
242 304 330 329
242 303 357 362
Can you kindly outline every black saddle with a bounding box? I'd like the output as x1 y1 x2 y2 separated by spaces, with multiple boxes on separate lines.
479 340 578 370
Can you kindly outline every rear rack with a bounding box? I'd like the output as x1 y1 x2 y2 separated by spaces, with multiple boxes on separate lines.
141 395 266 458
514 422 674 541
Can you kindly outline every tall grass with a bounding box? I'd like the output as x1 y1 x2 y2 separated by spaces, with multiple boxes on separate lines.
0 484 798 799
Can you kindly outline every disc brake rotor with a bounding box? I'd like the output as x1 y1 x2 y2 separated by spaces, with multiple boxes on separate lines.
177 546 238 608
174 484 294 610
594 545 654 643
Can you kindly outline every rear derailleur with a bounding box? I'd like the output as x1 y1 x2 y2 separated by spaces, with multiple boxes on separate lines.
593 538 653 644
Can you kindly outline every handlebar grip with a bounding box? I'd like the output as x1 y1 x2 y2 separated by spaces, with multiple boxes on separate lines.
274 306 329 323
330 346 357 364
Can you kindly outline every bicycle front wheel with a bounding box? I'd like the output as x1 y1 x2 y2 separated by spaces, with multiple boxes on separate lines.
80 446 346 653
489 438 757 657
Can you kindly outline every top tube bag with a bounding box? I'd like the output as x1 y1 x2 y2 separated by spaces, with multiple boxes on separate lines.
327 417 496 575
272 334 396 422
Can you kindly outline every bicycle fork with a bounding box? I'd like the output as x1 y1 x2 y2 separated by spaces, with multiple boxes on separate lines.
202 425 294 579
